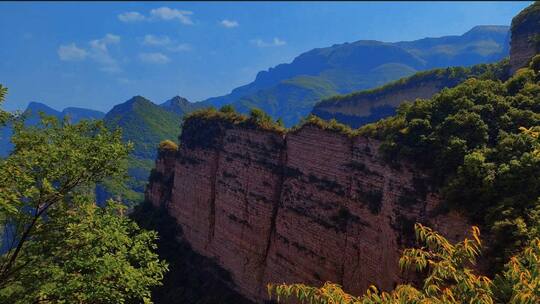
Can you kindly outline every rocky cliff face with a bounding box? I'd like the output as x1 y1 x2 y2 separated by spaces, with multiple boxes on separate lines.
311 58 513 129
146 117 471 303
146 147 177 209
510 2 540 73
312 80 444 128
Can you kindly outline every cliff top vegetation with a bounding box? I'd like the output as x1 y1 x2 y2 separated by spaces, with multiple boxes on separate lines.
184 105 287 134
158 140 179 152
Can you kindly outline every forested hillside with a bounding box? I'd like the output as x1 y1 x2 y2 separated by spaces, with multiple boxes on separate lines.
100 96 190 203
359 54 540 265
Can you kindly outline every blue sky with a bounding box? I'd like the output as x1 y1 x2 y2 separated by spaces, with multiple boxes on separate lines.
0 1 532 112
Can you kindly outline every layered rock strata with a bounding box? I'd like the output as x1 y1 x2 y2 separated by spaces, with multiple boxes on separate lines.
146 118 470 303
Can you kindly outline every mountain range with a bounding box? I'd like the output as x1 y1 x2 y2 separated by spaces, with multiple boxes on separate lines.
0 102 105 157
200 25 510 126
0 24 513 203
312 59 511 127
0 96 195 203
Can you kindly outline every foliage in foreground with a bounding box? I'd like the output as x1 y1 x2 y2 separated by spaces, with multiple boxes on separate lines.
269 224 540 304
0 87 168 303
1 201 167 303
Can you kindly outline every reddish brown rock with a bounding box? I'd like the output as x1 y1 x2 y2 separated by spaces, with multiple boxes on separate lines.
509 2 540 73
147 119 471 303
145 147 176 209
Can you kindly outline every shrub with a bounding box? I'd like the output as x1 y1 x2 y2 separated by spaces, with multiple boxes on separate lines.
269 224 540 304
158 139 179 152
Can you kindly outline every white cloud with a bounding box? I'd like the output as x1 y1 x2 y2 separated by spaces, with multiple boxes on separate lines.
142 34 172 46
88 34 121 73
250 37 287 48
167 43 191 52
89 33 120 51
118 11 145 22
140 34 191 52
139 52 170 64
58 34 121 73
220 19 239 28
58 43 88 61
150 7 193 25
118 7 194 25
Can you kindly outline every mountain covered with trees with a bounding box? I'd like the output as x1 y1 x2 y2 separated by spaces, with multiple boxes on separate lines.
0 96 197 204
201 25 510 126
99 95 199 203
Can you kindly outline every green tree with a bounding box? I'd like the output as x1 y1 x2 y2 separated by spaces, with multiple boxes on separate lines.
0 85 10 126
0 86 168 303
219 104 236 114
249 107 274 126
1 201 167 303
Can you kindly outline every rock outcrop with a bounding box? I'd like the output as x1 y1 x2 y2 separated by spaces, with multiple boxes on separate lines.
510 2 540 73
311 77 447 128
146 117 471 303
146 146 177 209
311 58 511 129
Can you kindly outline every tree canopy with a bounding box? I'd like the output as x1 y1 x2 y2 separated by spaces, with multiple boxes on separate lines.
0 85 168 303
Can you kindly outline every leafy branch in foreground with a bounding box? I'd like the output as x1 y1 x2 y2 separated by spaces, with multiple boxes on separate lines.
0 85 10 125
1 200 168 303
0 86 168 303
269 223 540 304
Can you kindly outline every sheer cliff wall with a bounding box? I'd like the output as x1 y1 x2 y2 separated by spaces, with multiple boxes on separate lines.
146 118 470 303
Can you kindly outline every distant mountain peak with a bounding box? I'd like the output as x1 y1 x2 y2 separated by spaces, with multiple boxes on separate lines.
162 96 190 107
129 95 151 103
462 25 510 39
118 96 153 109
25 101 59 113
19 101 104 126
160 95 201 116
